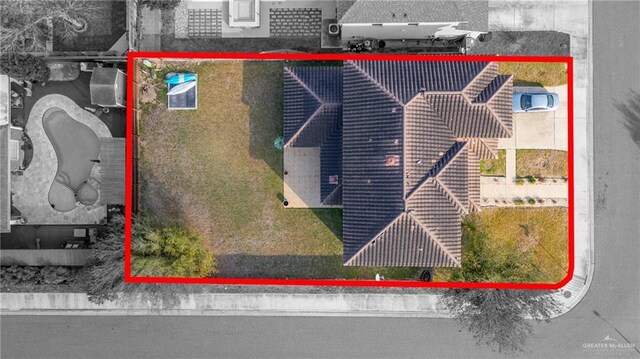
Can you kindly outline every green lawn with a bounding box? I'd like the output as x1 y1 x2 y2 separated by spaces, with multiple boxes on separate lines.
498 62 568 87
137 60 418 280
480 149 506 176
516 149 568 178
435 208 568 283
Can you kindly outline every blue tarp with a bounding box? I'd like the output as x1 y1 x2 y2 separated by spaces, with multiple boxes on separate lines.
165 73 197 85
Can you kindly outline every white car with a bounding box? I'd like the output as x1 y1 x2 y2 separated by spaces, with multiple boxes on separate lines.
512 92 560 113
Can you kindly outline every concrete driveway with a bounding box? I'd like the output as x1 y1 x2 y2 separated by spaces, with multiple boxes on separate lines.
498 84 568 150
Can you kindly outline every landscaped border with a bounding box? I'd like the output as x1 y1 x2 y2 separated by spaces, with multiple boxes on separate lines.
125 52 574 289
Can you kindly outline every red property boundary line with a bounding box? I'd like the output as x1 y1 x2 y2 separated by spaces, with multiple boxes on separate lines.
125 52 574 290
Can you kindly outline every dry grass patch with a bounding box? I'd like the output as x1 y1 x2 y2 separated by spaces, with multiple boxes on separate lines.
137 60 418 280
498 62 568 87
516 149 568 178
480 149 506 176
478 208 568 283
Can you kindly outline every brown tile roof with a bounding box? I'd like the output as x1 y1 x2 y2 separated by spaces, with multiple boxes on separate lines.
283 61 513 267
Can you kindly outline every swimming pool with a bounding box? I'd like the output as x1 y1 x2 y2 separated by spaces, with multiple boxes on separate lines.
43 108 100 212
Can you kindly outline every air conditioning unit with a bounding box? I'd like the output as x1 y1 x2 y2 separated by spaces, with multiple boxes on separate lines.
328 22 340 36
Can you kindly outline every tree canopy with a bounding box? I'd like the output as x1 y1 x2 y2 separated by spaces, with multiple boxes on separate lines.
441 289 559 354
141 0 181 11
0 54 50 82
0 0 100 53
130 215 216 278
443 216 543 283
438 216 560 354
85 213 214 305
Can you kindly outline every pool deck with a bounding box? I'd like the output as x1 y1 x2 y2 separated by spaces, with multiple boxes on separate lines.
12 94 112 225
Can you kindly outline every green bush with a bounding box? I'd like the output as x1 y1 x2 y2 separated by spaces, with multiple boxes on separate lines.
527 198 537 205
131 218 216 278
446 216 542 283
0 54 50 82
514 198 525 205
526 175 537 184
515 178 525 185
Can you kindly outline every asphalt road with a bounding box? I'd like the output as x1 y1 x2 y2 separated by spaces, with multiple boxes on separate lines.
2 2 640 359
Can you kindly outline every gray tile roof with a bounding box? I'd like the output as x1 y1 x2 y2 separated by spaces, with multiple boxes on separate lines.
283 67 342 148
283 60 513 267
320 129 343 204
337 0 489 31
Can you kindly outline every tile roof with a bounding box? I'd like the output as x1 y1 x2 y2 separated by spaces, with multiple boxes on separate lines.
283 67 342 148
337 0 489 31
283 60 513 267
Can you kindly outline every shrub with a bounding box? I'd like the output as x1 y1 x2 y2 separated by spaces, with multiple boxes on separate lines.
0 265 79 285
537 198 545 204
514 198 525 205
0 54 50 82
526 175 537 184
527 198 536 205
131 218 216 278
515 178 525 185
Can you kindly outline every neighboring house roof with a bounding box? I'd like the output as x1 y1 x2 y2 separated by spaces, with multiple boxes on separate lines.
0 125 9 233
90 67 126 107
1 74 10 233
337 0 489 31
283 61 513 267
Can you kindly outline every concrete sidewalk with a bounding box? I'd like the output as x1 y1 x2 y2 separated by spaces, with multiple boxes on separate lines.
0 288 584 318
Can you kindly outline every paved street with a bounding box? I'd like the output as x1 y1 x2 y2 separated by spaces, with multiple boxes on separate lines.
2 2 640 359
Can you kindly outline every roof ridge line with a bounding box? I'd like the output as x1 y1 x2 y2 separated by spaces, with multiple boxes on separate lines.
406 142 467 200
322 182 343 206
482 74 511 103
284 67 324 104
461 62 494 101
347 61 404 105
344 212 405 266
284 104 326 147
486 76 514 136
433 177 468 215
407 212 461 267
468 138 498 160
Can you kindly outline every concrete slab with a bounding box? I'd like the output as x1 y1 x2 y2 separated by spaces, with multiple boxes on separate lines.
515 113 555 149
554 0 588 38
554 116 568 150
573 59 588 88
488 0 516 31
573 87 587 119
513 0 555 31
570 34 588 60
283 147 321 208
505 149 516 182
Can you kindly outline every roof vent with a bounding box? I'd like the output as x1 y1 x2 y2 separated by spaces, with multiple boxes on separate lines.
385 155 400 167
